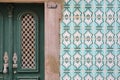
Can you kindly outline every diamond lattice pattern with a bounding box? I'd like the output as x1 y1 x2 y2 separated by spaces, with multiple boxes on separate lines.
21 13 35 69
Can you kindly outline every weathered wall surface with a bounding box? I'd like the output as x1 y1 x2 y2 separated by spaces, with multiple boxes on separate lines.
45 3 61 80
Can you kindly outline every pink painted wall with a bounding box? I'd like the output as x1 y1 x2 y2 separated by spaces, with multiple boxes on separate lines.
45 3 61 80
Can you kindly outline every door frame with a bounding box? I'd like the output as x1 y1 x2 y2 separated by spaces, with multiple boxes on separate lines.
0 1 62 80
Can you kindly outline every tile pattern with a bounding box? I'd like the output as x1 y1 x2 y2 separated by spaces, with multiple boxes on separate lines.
60 0 120 80
21 13 35 69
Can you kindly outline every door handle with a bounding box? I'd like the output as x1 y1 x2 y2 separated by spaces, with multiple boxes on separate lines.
13 53 17 68
3 52 8 74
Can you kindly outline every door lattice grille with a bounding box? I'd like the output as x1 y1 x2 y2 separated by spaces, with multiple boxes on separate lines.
21 13 35 69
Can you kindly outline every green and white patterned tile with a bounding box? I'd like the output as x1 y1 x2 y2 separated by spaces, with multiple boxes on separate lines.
60 0 120 79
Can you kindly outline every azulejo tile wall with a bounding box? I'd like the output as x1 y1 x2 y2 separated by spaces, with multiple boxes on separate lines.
60 0 120 80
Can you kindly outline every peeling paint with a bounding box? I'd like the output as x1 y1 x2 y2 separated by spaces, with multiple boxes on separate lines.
46 54 59 74
45 54 59 80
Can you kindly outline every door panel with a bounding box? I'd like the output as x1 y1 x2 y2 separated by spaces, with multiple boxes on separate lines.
0 3 44 80
17 76 39 80
0 4 11 80
16 12 39 72
0 78 3 80
13 4 44 80
0 11 3 80
0 12 3 72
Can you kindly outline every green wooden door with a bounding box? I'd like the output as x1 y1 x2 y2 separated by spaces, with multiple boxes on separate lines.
0 3 44 80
